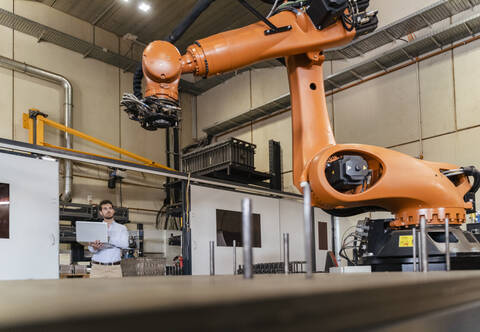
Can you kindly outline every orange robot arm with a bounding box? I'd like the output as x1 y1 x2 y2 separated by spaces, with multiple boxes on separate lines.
140 0 479 228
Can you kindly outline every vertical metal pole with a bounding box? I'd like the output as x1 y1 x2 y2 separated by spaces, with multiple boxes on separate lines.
445 218 451 271
301 182 313 278
209 241 215 276
417 229 423 272
283 233 290 275
242 198 253 279
333 216 341 265
420 216 428 272
233 240 237 275
311 207 316 273
412 227 417 272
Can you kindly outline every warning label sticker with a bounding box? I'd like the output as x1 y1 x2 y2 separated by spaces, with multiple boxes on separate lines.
399 235 413 247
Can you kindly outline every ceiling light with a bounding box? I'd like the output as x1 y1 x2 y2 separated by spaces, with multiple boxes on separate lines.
138 2 151 12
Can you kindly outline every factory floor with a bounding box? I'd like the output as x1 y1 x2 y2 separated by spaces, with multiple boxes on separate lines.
1 271 480 331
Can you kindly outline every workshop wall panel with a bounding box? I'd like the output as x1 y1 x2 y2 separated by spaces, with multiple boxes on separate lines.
14 0 93 44
252 111 292 174
419 52 456 138
282 171 299 194
0 0 11 58
72 176 119 208
390 142 421 158
13 31 121 159
0 68 12 140
197 71 250 134
326 95 334 131
453 37 480 129
180 92 194 149
251 67 289 109
456 127 480 167
13 72 62 147
215 124 252 144
334 65 420 147
422 132 458 165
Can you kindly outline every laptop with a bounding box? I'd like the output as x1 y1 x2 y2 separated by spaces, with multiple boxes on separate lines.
76 221 108 244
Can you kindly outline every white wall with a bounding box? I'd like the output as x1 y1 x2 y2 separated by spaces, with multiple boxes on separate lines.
0 153 59 280
190 185 332 275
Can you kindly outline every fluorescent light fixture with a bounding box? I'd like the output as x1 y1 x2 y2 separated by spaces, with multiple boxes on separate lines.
121 0 129 2
138 2 151 12
0 202 9 205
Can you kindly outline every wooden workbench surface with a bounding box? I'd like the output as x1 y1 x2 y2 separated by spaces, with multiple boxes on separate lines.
2 271 480 331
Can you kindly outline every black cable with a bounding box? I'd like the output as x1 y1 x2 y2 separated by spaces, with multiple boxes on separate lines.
132 63 144 99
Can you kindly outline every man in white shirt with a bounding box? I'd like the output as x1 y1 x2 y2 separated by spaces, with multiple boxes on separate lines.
88 200 129 278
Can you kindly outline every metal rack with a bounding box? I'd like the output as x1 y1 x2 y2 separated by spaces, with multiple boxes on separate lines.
204 11 480 137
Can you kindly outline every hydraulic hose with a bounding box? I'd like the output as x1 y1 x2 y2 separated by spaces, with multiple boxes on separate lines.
133 63 144 99
167 0 216 44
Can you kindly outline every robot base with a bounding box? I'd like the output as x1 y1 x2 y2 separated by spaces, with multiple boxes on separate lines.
355 219 480 272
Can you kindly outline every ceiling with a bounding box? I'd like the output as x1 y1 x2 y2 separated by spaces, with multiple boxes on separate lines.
32 0 280 93
34 0 275 53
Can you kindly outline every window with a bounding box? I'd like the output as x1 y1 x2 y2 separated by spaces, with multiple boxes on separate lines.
0 184 9 239
216 209 261 247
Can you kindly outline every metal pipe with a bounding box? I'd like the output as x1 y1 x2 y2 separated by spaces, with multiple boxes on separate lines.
412 227 417 272
445 217 451 271
417 229 423 272
233 239 237 275
420 216 428 272
0 55 73 202
310 207 316 273
242 198 253 279
301 182 313 278
209 240 215 276
333 216 341 264
283 233 290 275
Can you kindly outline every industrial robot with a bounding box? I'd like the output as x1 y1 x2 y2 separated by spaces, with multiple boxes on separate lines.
122 0 480 271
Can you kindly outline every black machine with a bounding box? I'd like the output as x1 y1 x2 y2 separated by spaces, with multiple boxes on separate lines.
346 217 480 271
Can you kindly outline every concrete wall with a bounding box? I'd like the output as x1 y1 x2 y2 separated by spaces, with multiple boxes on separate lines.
195 0 480 263
0 1 194 234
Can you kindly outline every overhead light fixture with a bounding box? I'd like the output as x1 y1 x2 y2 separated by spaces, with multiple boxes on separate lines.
121 0 129 2
138 2 151 12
